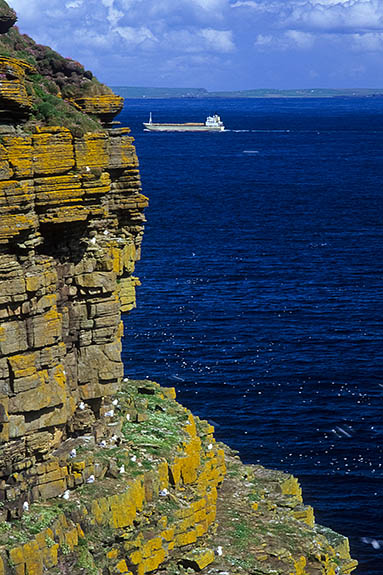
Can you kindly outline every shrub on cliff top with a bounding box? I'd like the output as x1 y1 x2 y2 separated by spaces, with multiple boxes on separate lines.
0 7 114 131
0 26 112 100
30 84 102 135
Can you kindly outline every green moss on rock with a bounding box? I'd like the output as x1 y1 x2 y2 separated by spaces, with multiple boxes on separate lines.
0 1 117 132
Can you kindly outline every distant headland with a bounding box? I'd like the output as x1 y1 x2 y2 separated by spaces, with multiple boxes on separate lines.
113 86 383 99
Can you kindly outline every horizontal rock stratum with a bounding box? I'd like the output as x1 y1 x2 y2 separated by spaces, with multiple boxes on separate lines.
0 2 357 574
0 123 147 485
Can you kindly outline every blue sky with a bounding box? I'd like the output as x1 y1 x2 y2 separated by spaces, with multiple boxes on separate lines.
8 0 383 90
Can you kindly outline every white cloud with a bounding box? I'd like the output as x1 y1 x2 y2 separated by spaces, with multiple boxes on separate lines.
254 33 274 47
194 0 227 10
231 0 285 12
162 27 234 53
232 0 383 34
200 28 235 52
9 0 54 20
108 7 124 26
285 29 314 48
8 0 236 56
72 28 110 49
233 0 383 63
351 32 383 52
65 0 83 8
7 0 383 89
114 25 157 47
306 0 352 5
254 29 314 50
112 0 230 23
100 0 124 26
287 0 383 33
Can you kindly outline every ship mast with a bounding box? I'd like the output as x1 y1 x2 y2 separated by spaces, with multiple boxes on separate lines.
149 112 153 124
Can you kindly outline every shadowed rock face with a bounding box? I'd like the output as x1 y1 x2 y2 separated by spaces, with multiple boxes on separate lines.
0 1 148 513
0 0 16 34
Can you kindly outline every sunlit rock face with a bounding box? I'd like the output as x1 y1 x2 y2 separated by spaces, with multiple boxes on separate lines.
0 57 33 116
0 0 148 511
71 95 125 124
0 121 148 508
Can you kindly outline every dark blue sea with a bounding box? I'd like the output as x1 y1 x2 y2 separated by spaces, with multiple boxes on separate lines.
118 98 383 574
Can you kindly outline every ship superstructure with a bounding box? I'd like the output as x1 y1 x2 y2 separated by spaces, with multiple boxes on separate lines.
143 113 225 132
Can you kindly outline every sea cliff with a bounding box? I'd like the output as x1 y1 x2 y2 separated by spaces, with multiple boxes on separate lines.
0 3 358 574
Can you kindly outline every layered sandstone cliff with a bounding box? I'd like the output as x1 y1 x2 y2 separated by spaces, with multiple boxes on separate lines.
0 123 147 507
0 3 358 575
0 0 146 528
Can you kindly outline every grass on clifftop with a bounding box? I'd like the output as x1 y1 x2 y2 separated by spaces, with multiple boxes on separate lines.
28 75 101 134
0 23 111 132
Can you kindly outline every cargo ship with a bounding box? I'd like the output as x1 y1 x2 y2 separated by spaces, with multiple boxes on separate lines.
143 112 225 132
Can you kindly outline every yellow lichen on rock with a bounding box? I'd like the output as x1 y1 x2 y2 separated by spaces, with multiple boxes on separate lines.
0 115 146 516
74 132 109 170
0 179 36 243
280 475 303 501
108 128 139 169
182 548 215 571
32 127 74 175
1 134 33 178
293 555 308 575
293 505 315 527
72 95 124 122
115 559 132 574
0 57 34 115
119 276 141 313
34 173 83 212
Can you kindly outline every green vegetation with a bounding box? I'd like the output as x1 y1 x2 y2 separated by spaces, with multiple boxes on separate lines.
45 535 56 548
0 501 72 546
248 491 262 503
231 519 259 550
113 85 383 99
20 504 62 535
157 496 179 519
0 22 112 131
30 77 101 134
226 554 257 571
75 538 99 575
60 543 71 556
120 381 189 459
113 86 208 99
315 524 347 548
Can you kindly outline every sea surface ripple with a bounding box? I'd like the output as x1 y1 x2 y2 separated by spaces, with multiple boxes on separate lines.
118 98 383 573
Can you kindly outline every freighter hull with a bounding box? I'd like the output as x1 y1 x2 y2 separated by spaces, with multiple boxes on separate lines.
143 123 225 132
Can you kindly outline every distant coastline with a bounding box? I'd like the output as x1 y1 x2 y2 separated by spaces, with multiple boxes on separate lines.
112 86 383 99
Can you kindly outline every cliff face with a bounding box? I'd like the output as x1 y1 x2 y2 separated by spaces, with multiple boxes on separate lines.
0 3 358 575
0 0 148 517
0 1 15 34
0 123 147 511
